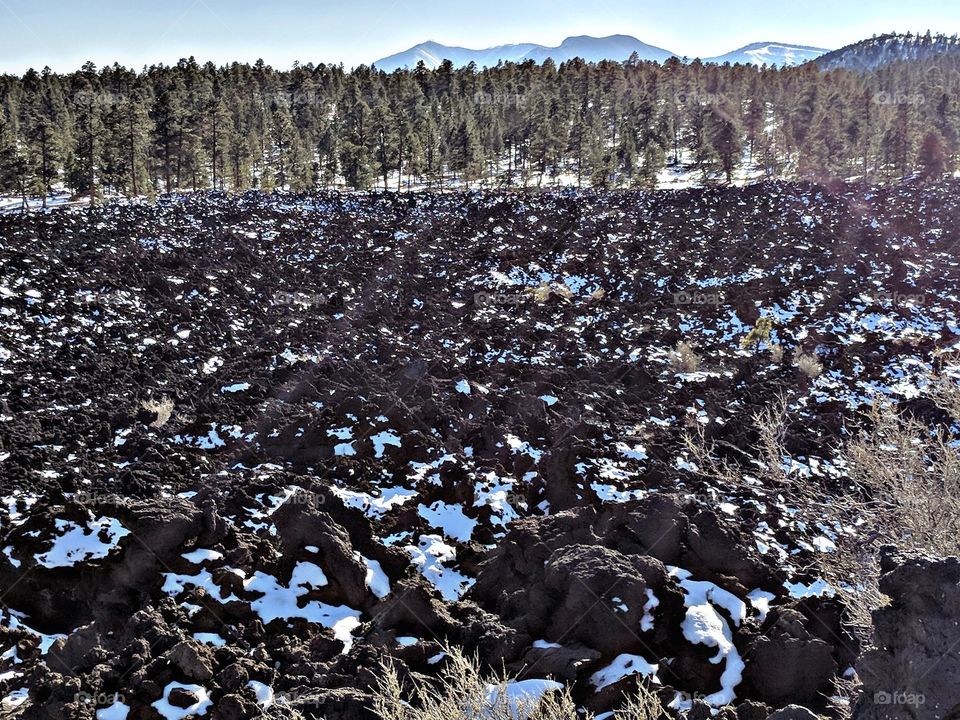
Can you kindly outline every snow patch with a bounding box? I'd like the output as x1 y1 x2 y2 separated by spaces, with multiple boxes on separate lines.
36 516 129 568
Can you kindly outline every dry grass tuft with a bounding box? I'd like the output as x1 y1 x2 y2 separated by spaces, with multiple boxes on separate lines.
827 674 863 720
794 352 822 378
769 344 784 363
141 396 174 428
616 682 666 720
669 341 701 373
528 284 553 303
372 646 665 720
373 647 577 720
682 393 795 492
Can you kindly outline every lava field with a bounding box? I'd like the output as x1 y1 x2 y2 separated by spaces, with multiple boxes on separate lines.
2 182 960 719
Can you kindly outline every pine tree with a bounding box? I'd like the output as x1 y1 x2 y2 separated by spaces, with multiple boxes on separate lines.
225 88 252 190
918 129 950 177
478 104 503 186
706 101 744 183
0 110 28 207
638 140 666 189
528 95 565 186
743 94 765 163
152 79 186 192
589 145 616 189
686 101 716 177
417 102 442 189
206 80 232 190
4 47 960 195
845 90 876 179
317 120 339 188
933 92 959 165
174 60 212 191
616 115 638 185
881 104 915 179
65 75 102 203
449 113 484 184
268 98 296 189
636 105 669 189
371 99 397 190
568 99 595 188
789 76 824 164
663 57 689 163
803 92 846 179
395 108 423 190
21 68 67 206
100 77 152 196
401 125 424 190
339 83 373 189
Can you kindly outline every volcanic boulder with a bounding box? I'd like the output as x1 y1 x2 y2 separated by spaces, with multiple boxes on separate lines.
853 552 960 720
742 606 837 704
541 544 668 656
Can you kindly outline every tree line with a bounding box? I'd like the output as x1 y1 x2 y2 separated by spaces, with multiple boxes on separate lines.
1 36 959 205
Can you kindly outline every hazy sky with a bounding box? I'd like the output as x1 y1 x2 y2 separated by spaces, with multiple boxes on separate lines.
1 0 958 73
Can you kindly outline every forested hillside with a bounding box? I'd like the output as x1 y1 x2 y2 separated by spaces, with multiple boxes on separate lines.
1 32 960 202
816 30 960 72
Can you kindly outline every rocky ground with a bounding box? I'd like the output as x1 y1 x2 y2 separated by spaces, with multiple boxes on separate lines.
1 182 959 719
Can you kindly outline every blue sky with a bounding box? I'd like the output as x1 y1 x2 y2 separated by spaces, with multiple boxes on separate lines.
1 0 958 73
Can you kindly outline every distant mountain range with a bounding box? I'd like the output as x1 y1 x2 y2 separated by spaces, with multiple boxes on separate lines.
372 35 830 71
372 35 675 71
519 35 677 65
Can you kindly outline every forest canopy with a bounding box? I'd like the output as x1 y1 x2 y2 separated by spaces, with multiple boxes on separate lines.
1 36 959 202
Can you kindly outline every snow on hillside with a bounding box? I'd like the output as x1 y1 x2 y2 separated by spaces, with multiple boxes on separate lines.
704 42 828 67
372 40 538 72
521 34 676 64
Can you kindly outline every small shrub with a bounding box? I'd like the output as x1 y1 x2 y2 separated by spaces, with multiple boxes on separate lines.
141 396 174 428
740 316 774 350
769 344 784 363
683 366 960 652
829 391 960 641
843 400 960 557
